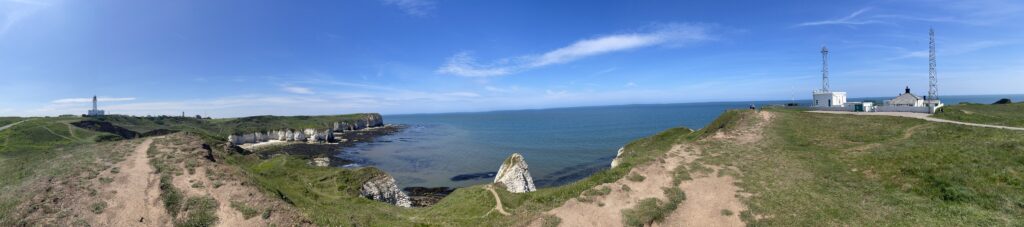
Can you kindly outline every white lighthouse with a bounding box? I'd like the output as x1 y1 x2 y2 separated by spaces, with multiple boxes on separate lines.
87 95 105 116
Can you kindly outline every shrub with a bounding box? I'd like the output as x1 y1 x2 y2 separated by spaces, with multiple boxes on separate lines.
626 173 646 182
90 201 107 214
621 187 687 227
582 186 612 197
159 175 184 217
621 198 665 227
230 201 260 219
721 209 734 216
176 196 219 227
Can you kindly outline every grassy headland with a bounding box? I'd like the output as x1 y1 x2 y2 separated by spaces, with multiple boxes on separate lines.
3 108 1023 226
692 108 1024 225
933 102 1024 127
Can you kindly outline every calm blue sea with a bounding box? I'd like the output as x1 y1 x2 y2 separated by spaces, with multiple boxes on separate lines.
340 94 1024 188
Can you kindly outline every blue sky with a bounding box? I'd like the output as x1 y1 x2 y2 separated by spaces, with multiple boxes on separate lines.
1 0 1022 117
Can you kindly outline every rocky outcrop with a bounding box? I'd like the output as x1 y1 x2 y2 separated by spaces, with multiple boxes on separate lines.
494 153 536 193
610 146 626 168
360 173 412 207
310 157 330 167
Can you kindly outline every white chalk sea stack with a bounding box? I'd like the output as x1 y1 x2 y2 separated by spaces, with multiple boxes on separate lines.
494 153 536 193
360 173 412 207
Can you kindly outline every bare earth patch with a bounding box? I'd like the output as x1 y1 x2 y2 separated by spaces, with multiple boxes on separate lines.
92 137 172 226
544 112 773 226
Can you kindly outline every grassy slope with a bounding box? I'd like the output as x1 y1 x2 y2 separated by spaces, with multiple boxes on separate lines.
228 115 715 226
933 102 1024 127
0 117 131 224
10 109 1022 225
696 109 1024 225
0 117 23 127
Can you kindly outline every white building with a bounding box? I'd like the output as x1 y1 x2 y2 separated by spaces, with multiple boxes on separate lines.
87 95 105 116
813 91 847 107
878 87 943 113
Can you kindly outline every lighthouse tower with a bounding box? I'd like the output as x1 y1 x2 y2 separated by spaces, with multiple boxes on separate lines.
87 95 105 116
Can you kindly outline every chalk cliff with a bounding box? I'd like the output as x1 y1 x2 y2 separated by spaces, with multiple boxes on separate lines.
494 153 537 193
610 146 626 168
360 173 412 207
227 114 384 146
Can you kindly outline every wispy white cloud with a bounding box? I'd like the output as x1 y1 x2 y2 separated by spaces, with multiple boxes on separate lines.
797 1 1024 28
381 0 435 16
892 40 1011 59
282 85 315 94
1 0 52 36
795 8 883 27
437 23 714 77
51 97 136 104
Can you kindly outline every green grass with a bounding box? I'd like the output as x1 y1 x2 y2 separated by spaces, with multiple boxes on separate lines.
160 174 185 217
222 122 699 226
90 201 108 214
721 209 734 216
176 196 219 227
626 173 646 182
620 187 687 227
230 201 260 219
693 109 1024 225
933 102 1024 127
0 117 132 224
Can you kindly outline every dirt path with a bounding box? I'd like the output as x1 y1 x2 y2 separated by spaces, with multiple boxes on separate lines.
485 186 510 216
42 125 75 141
546 144 687 226
94 138 170 226
67 124 80 140
809 111 1024 131
0 120 26 132
545 112 770 226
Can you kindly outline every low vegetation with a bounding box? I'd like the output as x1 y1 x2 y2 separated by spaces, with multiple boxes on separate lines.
620 187 687 226
230 201 260 219
626 173 646 182
933 102 1024 127
177 196 219 227
694 108 1024 225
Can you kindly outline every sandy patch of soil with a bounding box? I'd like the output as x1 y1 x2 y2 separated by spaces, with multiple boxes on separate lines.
93 137 172 226
546 144 689 226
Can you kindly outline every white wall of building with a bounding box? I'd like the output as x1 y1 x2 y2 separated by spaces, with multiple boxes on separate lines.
812 91 847 107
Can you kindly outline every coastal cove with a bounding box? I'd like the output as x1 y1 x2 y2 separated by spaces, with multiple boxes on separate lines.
341 94 1024 189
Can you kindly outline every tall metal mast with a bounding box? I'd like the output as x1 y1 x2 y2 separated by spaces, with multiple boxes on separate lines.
928 28 938 100
821 46 830 92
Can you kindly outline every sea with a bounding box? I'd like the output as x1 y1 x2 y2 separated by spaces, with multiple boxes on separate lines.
339 94 1024 189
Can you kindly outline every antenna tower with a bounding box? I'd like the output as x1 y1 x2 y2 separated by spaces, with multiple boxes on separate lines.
928 28 938 100
821 46 830 92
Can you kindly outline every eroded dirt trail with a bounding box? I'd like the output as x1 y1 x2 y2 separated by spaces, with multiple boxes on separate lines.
94 138 170 226
545 112 772 227
545 144 688 226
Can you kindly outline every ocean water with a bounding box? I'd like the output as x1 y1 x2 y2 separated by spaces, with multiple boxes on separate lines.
341 94 1024 188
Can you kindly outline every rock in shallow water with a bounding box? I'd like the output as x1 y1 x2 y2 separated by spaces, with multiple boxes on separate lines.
493 153 536 193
